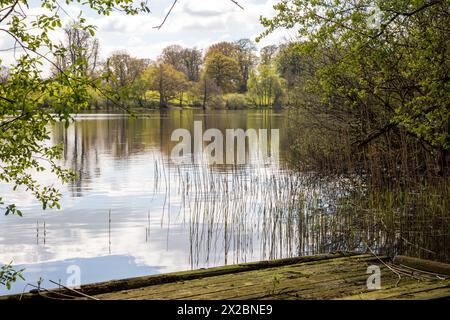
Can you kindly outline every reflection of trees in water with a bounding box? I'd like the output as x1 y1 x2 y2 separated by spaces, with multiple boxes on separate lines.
49 111 449 267
50 110 288 196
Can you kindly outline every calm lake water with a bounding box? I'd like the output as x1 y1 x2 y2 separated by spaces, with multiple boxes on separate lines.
1 109 448 295
0 110 296 294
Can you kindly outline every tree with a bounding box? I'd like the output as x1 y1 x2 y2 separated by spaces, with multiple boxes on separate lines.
142 63 188 108
260 45 278 66
205 40 257 93
204 52 241 93
274 43 310 105
275 44 307 89
53 20 100 78
234 39 257 93
205 41 237 59
160 45 186 74
260 0 450 177
161 45 203 82
248 65 285 108
181 48 203 82
105 52 149 88
0 0 149 288
104 52 150 106
194 71 222 110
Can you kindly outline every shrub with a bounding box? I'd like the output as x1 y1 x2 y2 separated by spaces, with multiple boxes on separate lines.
224 93 249 109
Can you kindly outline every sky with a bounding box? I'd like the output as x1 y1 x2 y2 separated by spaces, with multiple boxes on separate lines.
0 0 295 73
89 0 293 60
16 0 293 62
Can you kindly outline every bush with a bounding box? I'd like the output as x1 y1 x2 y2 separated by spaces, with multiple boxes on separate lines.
224 93 249 109
208 95 226 109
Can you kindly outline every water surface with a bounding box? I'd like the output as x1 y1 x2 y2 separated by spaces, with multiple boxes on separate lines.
0 110 296 294
1 109 448 295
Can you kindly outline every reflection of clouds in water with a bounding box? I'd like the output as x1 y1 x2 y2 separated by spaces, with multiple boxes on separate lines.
0 255 165 295
0 110 296 293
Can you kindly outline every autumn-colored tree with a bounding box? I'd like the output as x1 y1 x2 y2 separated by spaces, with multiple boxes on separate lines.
160 45 186 73
103 52 150 106
105 52 150 89
181 48 203 82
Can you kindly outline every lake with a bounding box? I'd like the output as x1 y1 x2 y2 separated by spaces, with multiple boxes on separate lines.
1 109 448 295
0 110 293 294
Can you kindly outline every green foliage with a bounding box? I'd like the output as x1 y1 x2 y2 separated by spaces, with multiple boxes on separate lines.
103 52 150 107
260 0 450 177
224 93 249 109
247 65 285 108
205 52 242 93
142 63 188 108
0 0 150 218
0 262 24 290
190 72 222 109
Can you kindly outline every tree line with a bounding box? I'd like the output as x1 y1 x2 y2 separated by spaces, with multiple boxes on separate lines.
48 21 291 110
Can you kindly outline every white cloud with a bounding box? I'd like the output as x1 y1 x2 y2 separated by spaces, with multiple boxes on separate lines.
89 0 289 60
1 0 291 70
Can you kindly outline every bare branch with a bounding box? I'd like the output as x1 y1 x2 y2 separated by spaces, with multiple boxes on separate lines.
229 0 244 10
153 0 178 30
0 0 19 24
154 0 244 30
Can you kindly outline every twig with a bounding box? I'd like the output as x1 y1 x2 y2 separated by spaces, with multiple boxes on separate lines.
26 283 77 300
397 263 449 280
0 0 19 24
229 0 244 10
153 0 178 30
49 280 99 300
154 0 244 30
366 246 403 287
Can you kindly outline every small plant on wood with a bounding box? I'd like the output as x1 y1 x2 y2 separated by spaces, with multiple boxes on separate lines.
268 274 282 296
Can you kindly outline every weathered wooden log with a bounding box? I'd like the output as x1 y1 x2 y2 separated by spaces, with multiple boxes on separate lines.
394 256 450 276
0 252 367 300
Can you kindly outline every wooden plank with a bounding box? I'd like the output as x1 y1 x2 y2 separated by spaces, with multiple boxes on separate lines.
394 256 450 276
200 267 404 300
338 279 450 300
163 264 386 300
1 252 360 300
100 254 450 300
329 276 419 300
96 255 383 300
255 272 410 300
5 252 448 301
290 273 414 300
391 287 450 300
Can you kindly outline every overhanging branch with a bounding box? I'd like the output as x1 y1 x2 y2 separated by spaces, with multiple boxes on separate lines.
153 0 244 30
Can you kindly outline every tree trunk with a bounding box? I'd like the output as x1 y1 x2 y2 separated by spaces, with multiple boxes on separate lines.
202 78 207 110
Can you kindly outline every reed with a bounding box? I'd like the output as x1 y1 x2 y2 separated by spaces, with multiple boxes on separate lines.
146 155 450 268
